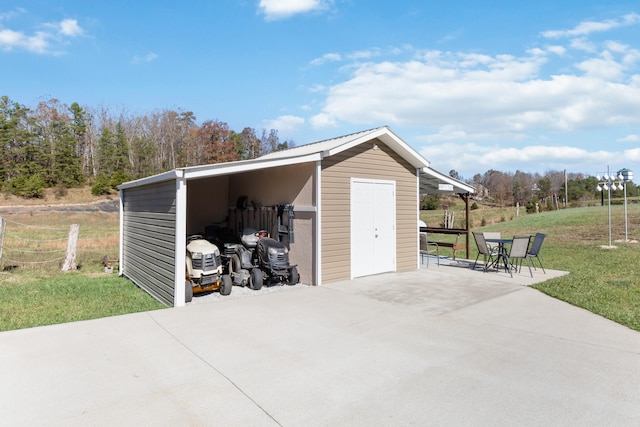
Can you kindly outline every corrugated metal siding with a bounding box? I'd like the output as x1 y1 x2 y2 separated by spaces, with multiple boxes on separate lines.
321 140 417 283
122 180 177 306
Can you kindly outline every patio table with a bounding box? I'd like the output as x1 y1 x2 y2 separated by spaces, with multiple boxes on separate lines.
485 238 513 272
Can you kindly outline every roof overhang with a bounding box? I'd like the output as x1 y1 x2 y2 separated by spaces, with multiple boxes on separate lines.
420 167 474 194
322 127 430 169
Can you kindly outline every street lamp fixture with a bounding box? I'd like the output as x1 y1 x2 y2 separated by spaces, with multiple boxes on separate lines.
618 168 634 242
596 166 623 248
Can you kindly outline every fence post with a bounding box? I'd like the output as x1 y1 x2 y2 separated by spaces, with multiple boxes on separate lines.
0 216 5 262
62 224 80 271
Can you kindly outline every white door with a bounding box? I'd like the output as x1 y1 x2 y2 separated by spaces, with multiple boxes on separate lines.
351 179 396 278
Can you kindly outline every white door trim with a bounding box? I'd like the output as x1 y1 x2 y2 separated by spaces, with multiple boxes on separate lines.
350 178 396 278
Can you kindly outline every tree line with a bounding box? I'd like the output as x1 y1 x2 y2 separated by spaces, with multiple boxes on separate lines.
447 169 640 212
3 95 637 205
0 96 292 197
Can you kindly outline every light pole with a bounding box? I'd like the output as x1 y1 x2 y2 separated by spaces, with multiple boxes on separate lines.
596 166 624 247
617 168 634 242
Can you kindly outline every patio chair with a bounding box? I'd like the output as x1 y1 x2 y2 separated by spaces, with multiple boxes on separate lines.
526 232 546 273
483 231 501 253
420 232 439 267
472 232 497 271
506 235 533 278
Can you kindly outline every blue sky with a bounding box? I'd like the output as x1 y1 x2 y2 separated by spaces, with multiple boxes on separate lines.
2 1 640 180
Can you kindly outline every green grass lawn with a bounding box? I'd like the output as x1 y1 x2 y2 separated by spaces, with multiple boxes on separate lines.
448 204 640 331
0 271 165 331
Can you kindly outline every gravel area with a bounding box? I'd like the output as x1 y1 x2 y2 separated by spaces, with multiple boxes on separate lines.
189 282 310 304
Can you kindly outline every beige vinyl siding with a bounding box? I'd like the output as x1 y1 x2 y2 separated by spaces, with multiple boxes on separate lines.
321 140 418 283
122 180 177 306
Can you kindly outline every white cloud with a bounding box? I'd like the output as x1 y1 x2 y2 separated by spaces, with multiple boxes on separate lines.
570 37 597 52
258 0 331 21
0 28 50 53
298 13 640 176
624 148 640 162
605 41 628 53
310 112 339 128
0 16 83 54
0 8 25 21
58 19 83 37
347 49 382 60
132 52 158 64
541 13 640 39
622 48 640 66
310 52 341 66
546 45 566 55
308 45 640 141
619 134 640 142
263 115 305 134
310 49 386 66
576 51 624 80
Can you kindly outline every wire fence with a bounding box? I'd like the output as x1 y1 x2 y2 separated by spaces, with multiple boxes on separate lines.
0 217 79 270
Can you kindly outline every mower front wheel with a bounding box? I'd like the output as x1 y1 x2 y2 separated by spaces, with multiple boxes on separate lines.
220 274 232 296
250 267 263 290
288 266 299 285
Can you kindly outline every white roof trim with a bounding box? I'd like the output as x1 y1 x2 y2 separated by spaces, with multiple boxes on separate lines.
118 170 180 190
183 152 320 180
119 153 321 189
260 126 430 169
420 167 475 194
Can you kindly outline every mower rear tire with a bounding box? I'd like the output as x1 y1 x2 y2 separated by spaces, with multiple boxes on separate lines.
220 274 232 295
288 266 299 285
250 267 263 290
229 254 241 274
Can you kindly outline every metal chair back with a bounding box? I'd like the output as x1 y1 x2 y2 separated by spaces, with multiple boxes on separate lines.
483 232 501 252
473 232 491 256
527 232 546 273
509 235 530 258
419 232 439 267
528 233 546 256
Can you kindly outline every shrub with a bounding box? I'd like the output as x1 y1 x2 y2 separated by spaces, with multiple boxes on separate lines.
421 194 440 210
54 184 68 199
6 174 45 198
109 171 131 190
91 174 111 196
470 202 479 210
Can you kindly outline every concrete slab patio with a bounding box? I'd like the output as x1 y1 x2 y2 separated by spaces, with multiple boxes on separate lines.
1 264 639 426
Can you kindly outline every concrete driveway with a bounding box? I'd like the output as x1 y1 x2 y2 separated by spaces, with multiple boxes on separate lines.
1 264 639 426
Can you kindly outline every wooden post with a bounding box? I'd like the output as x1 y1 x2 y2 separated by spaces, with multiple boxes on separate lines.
0 216 6 262
62 224 80 271
464 193 471 259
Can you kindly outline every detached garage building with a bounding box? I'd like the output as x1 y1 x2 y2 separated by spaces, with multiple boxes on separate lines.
119 126 473 306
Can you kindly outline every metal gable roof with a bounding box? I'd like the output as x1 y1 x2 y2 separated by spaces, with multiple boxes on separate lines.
259 126 430 169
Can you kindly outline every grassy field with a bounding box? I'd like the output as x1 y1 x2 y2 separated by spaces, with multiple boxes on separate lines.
1 197 639 332
0 210 165 331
